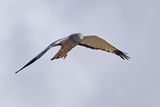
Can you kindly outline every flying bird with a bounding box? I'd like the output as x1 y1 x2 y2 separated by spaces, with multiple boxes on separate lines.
16 33 130 73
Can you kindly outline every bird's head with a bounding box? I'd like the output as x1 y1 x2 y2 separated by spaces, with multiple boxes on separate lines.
69 33 84 43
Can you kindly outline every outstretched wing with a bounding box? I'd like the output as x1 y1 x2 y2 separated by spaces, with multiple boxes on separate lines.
79 35 130 60
15 37 68 74
15 46 51 74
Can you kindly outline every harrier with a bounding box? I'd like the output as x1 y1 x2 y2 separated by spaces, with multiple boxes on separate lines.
16 33 130 73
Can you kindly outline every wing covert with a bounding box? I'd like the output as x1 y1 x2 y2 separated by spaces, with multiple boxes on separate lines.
79 36 116 52
79 35 130 60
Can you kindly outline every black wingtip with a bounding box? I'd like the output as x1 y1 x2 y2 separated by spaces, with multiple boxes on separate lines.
15 66 26 74
15 63 30 74
114 50 131 60
15 70 19 74
15 55 39 74
15 69 22 74
15 46 52 74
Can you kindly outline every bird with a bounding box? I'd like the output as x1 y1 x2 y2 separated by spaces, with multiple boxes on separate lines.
16 33 130 73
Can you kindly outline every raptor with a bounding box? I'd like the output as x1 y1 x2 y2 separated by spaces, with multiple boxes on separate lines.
16 33 130 73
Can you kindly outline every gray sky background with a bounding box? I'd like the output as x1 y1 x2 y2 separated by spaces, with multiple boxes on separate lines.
0 0 160 107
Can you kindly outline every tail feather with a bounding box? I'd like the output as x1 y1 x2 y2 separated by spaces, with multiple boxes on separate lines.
50 53 60 60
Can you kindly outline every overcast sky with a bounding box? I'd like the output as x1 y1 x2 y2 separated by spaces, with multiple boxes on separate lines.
0 0 160 107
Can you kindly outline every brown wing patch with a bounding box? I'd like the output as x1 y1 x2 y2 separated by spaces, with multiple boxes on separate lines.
79 36 116 52
79 35 130 60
